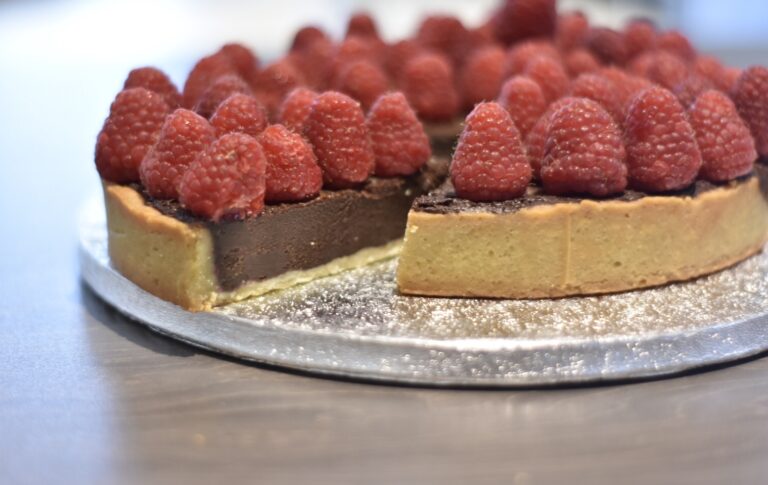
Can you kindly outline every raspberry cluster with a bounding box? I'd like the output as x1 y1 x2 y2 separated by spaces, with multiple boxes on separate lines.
95 0 767 209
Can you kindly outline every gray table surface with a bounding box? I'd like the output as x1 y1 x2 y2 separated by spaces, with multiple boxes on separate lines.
2 27 768 485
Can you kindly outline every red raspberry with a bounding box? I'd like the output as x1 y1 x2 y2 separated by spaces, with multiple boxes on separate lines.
525 97 578 178
277 87 319 133
645 51 689 90
497 76 547 137
366 92 432 177
290 26 330 53
335 36 382 68
502 40 560 78
333 60 390 111
492 0 557 46
731 66 768 156
292 36 335 90
416 15 470 66
556 11 589 51
541 98 627 197
598 67 654 116
303 91 375 188
689 90 757 182
564 48 601 77
257 124 323 202
182 52 236 108
210 93 268 137
178 133 266 221
568 73 623 123
450 102 532 201
218 43 260 85
385 39 426 81
627 51 655 78
123 67 181 108
467 23 496 52
95 88 170 183
624 86 702 192
346 12 380 39
524 55 569 103
139 109 215 199
459 45 506 108
672 74 712 108
657 30 696 61
692 56 731 92
194 74 252 118
587 27 629 66
252 57 306 117
623 19 656 59
399 53 459 121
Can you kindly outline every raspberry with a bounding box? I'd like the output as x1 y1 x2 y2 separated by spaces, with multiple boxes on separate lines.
459 45 506 108
587 27 629 65
194 74 252 118
497 76 547 137
210 93 268 137
385 39 425 80
416 15 470 66
492 0 557 46
624 86 702 192
524 55 569 103
95 88 170 183
123 67 181 108
657 30 696 61
689 90 757 182
525 97 578 178
568 73 623 123
277 87 319 133
541 98 627 197
346 12 379 39
290 26 330 53
218 43 260 85
467 24 496 52
692 56 731 92
333 60 390 111
399 53 459 121
182 52 236 108
724 67 742 92
732 66 768 156
556 11 589 51
292 36 335 90
599 67 653 115
303 91 375 188
623 19 656 59
672 74 712 108
366 92 432 177
252 57 306 117
178 133 266 221
335 36 382 68
645 51 689 90
139 109 215 199
450 102 532 201
502 40 560 78
564 48 601 77
257 124 323 202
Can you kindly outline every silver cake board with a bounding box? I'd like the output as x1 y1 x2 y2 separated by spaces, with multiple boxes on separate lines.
79 196 768 387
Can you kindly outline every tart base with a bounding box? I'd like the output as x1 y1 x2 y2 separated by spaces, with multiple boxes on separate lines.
397 176 768 299
104 183 401 311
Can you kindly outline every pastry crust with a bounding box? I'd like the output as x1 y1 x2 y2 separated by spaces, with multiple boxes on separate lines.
104 183 401 311
397 177 768 298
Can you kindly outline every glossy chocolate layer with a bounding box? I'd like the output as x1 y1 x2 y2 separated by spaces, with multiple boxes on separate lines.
414 161 768 215
139 159 447 291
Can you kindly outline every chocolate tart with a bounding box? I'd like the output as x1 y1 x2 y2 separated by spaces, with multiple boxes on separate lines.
397 164 768 299
104 159 446 311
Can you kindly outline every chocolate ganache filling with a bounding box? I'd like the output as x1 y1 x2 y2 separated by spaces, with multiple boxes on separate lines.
138 158 447 291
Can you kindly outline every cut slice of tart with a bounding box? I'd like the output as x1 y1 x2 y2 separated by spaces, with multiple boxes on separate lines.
106 162 444 311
